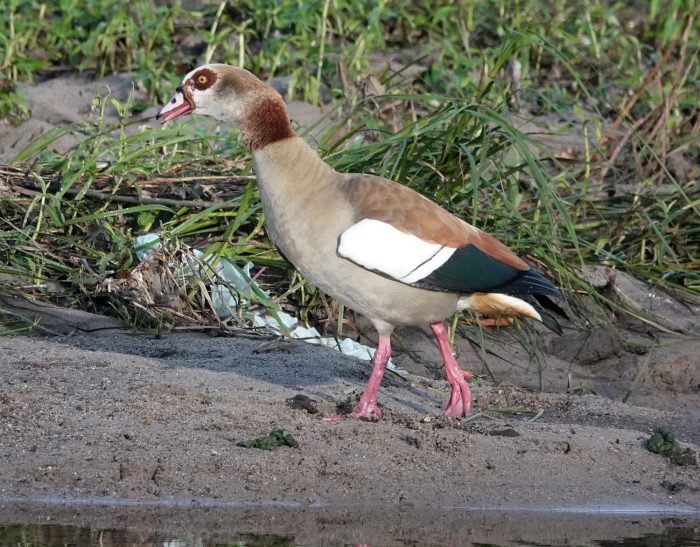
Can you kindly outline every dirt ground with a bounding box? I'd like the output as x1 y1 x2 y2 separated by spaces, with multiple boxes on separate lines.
0 310 698 544
0 72 699 544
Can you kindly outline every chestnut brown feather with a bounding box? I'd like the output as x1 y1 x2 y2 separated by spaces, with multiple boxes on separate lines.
242 96 295 151
340 173 529 271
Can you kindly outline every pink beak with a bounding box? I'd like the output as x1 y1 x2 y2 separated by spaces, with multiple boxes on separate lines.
156 88 192 123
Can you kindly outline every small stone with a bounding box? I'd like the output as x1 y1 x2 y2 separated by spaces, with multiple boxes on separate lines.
578 265 613 289
286 394 319 414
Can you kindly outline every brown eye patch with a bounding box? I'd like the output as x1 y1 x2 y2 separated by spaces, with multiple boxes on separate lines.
192 68 217 91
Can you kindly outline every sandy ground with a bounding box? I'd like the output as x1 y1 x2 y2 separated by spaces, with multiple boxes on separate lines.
1 72 699 543
0 322 698 543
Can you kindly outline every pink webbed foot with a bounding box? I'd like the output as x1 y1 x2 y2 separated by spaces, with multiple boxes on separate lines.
431 322 474 417
322 335 392 423
349 399 382 421
322 398 382 422
443 364 474 417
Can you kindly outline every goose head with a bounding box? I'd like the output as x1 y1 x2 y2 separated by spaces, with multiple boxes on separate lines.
158 64 269 122
157 63 294 150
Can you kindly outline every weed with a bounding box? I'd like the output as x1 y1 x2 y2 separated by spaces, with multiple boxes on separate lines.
0 0 697 338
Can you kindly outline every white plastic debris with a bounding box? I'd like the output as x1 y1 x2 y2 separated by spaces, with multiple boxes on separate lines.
134 233 161 261
132 234 408 375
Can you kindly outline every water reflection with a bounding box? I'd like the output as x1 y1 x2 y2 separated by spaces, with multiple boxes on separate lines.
0 522 699 547
0 525 297 546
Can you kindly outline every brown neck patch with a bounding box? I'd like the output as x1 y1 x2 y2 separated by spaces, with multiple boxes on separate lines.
241 94 295 151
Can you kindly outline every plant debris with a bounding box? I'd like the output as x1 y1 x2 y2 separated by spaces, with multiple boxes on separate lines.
647 426 681 456
646 427 698 467
237 429 299 451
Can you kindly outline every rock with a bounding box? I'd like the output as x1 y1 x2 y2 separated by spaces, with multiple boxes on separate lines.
268 75 292 98
1 72 153 161
287 101 326 130
23 73 148 125
0 119 79 161
287 101 335 138
0 290 126 334
667 152 697 183
547 326 622 366
612 271 699 334
367 47 430 81
578 265 613 290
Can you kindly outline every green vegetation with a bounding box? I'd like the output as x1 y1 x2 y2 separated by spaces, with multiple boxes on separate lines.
647 426 698 466
237 429 300 450
647 426 680 456
0 0 697 336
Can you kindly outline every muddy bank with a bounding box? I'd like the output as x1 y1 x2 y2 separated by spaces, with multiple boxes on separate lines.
0 330 697 515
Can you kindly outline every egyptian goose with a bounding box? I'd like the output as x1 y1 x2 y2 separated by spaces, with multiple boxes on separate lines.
157 64 565 421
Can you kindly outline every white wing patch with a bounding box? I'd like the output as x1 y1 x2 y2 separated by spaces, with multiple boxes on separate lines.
337 219 456 284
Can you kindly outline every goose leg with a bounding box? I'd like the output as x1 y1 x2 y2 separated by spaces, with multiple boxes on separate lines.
324 336 391 422
431 322 474 417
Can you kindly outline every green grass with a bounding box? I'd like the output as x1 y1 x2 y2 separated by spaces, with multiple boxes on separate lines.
0 0 698 335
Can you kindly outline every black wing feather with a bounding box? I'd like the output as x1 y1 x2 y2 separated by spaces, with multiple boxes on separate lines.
415 244 566 335
418 244 561 299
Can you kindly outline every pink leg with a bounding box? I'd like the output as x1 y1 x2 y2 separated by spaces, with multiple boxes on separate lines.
431 322 474 417
324 336 392 422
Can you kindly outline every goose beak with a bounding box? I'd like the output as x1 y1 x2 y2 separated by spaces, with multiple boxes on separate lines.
157 88 193 123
